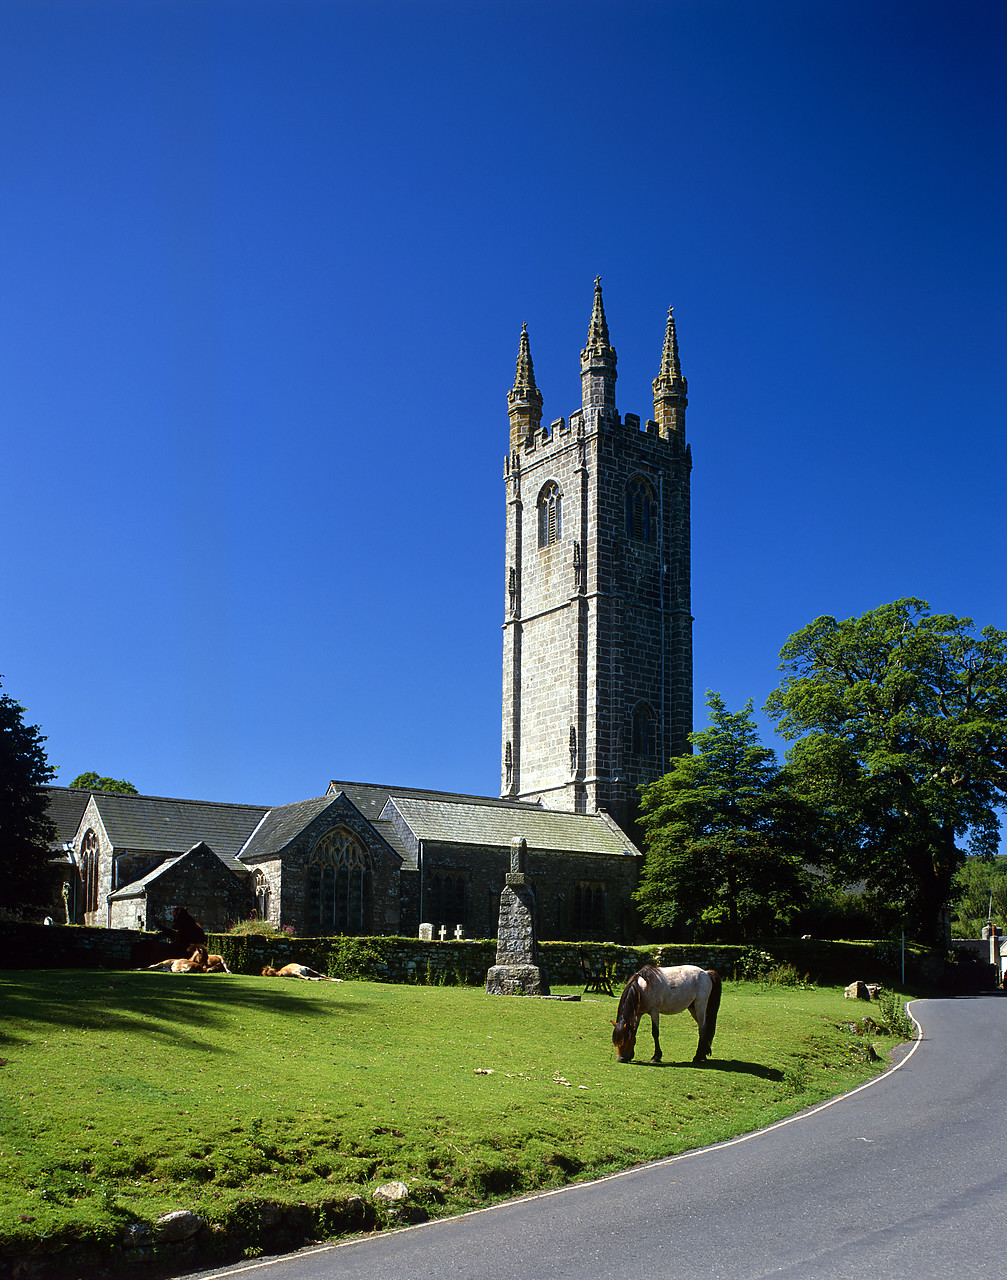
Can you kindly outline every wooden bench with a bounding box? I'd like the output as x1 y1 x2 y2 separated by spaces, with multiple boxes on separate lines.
579 950 615 996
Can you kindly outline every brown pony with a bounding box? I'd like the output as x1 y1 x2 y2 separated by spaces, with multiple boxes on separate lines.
147 945 210 974
612 964 721 1065
261 963 341 982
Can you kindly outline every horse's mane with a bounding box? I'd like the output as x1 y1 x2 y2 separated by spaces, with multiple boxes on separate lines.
615 964 661 1024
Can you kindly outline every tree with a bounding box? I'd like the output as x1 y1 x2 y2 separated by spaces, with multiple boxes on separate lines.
766 598 1007 945
69 772 138 795
635 692 814 940
0 677 57 909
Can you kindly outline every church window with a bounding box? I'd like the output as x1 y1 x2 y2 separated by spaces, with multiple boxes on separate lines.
626 478 656 543
504 741 513 790
537 482 562 548
428 873 467 932
307 827 370 933
250 868 270 920
631 703 656 757
80 829 100 916
574 882 605 933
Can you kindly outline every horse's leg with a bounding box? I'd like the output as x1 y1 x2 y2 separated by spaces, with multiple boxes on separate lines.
649 1012 662 1064
690 995 710 1063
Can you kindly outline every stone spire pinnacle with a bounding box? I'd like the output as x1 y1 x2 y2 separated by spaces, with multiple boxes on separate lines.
652 304 687 441
659 306 681 378
580 277 617 417
507 323 543 450
586 276 611 349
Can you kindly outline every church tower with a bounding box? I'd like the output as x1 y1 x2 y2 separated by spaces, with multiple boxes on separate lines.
501 281 692 835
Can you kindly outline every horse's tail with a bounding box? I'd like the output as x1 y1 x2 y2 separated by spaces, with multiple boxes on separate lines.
703 969 722 1052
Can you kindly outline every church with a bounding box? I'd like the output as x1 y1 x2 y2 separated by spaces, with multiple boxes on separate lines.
43 282 693 944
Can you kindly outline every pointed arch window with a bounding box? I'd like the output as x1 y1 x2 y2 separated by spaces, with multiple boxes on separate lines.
538 482 562 548
250 868 271 921
631 703 656 758
80 829 100 916
307 827 371 933
626 478 656 543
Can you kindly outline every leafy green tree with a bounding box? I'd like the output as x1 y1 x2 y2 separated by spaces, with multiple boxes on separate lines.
69 772 138 795
0 677 57 908
766 598 1007 944
950 856 1007 937
635 692 814 940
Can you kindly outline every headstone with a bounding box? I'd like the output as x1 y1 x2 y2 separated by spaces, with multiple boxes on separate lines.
438 924 447 941
454 924 464 940
418 923 433 941
485 838 550 996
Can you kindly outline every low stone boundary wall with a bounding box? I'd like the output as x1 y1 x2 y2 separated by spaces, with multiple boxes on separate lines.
0 923 949 988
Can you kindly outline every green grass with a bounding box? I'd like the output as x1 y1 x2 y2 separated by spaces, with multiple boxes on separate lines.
0 971 912 1262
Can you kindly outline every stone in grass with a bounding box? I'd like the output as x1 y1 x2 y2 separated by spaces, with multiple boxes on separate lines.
372 1181 428 1224
844 980 871 1000
155 1209 205 1242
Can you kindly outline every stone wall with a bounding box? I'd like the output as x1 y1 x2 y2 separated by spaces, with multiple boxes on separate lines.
0 923 951 989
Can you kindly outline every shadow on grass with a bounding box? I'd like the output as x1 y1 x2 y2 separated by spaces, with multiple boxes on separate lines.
0 969 371 1052
629 1058 785 1080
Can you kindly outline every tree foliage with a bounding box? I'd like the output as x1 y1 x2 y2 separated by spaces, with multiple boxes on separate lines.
635 692 815 940
766 598 1007 944
69 772 138 795
0 677 57 908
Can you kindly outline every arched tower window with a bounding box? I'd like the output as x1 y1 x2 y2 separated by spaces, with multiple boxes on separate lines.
80 829 99 916
307 827 371 933
537 482 562 548
631 703 656 758
626 477 656 543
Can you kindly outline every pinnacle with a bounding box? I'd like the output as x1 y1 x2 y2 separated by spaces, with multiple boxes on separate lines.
511 322 539 394
585 276 612 350
659 306 681 379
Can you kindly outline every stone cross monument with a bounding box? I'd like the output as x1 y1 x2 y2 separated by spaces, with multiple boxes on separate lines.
485 838 550 996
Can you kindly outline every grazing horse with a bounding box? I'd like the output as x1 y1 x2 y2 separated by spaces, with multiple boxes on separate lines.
612 964 721 1065
261 964 341 982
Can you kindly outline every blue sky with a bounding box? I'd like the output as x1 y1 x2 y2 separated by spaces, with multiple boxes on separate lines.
2 0 1004 807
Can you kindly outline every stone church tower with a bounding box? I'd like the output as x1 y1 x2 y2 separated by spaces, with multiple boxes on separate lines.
500 280 692 835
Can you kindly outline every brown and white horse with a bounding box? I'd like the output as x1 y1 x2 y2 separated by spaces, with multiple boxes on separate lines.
612 964 721 1065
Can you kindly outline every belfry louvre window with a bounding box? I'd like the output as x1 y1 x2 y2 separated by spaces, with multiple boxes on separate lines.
626 478 656 543
632 703 656 757
538 482 562 548
307 827 370 933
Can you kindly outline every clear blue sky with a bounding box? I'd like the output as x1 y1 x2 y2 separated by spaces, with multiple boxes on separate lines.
2 0 1004 807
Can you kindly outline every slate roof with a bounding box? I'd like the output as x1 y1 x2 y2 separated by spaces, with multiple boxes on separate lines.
238 796 345 861
384 795 640 858
325 779 546 822
80 793 269 873
42 787 93 846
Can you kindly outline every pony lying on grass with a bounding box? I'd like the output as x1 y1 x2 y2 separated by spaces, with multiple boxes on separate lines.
261 964 341 982
145 945 230 974
612 964 721 1065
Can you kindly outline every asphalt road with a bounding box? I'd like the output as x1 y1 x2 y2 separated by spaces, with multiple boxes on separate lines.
182 994 1007 1280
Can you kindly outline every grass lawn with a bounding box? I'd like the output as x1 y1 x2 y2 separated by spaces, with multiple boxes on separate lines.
0 970 910 1264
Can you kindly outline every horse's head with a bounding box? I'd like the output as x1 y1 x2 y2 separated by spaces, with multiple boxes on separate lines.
261 966 278 977
612 1016 637 1063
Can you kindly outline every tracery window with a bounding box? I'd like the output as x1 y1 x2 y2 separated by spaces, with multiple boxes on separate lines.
537 482 562 548
626 478 656 543
428 874 467 932
250 868 270 921
574 882 605 933
307 827 370 933
631 703 656 757
80 829 100 916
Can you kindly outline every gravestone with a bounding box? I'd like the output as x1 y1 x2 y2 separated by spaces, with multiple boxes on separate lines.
485 838 550 996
